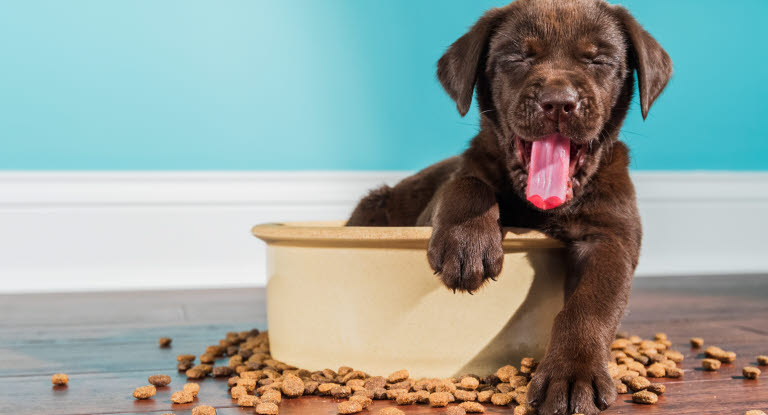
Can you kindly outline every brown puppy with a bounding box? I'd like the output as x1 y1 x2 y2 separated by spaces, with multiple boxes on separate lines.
347 0 671 414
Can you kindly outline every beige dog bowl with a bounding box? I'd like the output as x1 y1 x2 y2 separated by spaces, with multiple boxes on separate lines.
252 221 566 378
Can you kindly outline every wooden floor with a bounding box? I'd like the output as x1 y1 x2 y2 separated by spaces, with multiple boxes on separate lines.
1 275 766 414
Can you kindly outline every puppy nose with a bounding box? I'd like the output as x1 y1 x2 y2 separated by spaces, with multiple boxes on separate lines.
539 87 579 121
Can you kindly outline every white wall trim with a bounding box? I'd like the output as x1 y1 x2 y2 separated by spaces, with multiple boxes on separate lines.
1 171 767 293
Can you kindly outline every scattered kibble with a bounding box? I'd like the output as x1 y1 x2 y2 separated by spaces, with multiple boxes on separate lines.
690 337 704 348
743 366 761 379
177 354 196 362
159 337 172 347
337 400 363 414
705 346 737 363
647 383 665 395
192 406 216 415
447 406 467 415
702 358 722 371
148 374 171 387
387 369 409 383
171 391 194 404
632 390 658 404
183 382 200 397
238 395 261 407
628 376 651 391
377 408 405 415
757 355 768 366
132 385 156 400
256 402 280 415
745 411 766 415
51 373 69 386
458 401 485 413
429 392 453 407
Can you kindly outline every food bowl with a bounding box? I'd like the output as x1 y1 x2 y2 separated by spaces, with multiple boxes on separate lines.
252 221 566 378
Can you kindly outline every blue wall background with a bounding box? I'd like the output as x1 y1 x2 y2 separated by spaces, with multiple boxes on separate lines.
1 0 766 171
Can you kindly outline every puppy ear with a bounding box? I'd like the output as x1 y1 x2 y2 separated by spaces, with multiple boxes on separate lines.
613 6 672 119
437 8 505 117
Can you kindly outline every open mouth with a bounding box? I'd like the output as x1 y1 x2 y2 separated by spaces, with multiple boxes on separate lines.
514 134 587 210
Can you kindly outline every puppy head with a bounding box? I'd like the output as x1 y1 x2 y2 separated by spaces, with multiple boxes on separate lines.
437 0 671 210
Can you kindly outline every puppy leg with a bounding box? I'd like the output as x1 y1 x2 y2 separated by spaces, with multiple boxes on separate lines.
346 186 392 226
427 176 504 293
528 232 639 415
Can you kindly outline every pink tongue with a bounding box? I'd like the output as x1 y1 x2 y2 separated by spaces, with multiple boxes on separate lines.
526 134 570 210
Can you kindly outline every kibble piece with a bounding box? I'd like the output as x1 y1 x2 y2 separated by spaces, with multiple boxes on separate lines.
230 385 248 399
453 389 477 402
632 390 658 405
256 402 279 415
200 353 215 364
396 392 418 405
171 391 194 404
690 337 704 348
508 375 528 388
377 408 405 415
428 392 453 407
745 411 767 415
213 366 234 377
459 376 480 390
702 358 722 371
337 400 363 414
490 392 514 406
262 389 282 404
365 376 387 390
663 350 684 363
654 332 668 341
447 407 467 415
459 401 485 413
318 382 336 395
349 394 372 409
148 375 172 387
51 373 69 386
387 369 410 383
133 385 157 400
477 390 494 403
159 337 172 347
514 404 535 415
331 385 352 399
647 383 665 395
743 366 761 379
186 368 206 379
615 380 628 394
238 395 261 407
192 406 216 415
183 382 200 397
665 367 684 378
178 361 194 372
281 374 305 397
646 363 666 378
757 355 768 366
495 365 518 382
628 376 651 392
177 354 196 362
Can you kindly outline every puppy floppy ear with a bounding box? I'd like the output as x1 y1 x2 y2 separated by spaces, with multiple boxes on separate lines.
437 8 505 117
613 6 672 120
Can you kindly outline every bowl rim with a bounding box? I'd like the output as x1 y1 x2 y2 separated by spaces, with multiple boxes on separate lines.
252 221 564 249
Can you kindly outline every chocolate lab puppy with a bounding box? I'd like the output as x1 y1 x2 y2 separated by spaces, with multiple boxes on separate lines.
347 0 671 413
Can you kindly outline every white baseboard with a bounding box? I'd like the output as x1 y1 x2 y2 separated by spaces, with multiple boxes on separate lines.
1 171 766 293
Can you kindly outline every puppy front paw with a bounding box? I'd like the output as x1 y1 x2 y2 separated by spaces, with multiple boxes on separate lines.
527 353 617 415
427 224 503 293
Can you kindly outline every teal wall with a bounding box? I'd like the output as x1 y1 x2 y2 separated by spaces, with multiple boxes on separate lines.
1 0 766 171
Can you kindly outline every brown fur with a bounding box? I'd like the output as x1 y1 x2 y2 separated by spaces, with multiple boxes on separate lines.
346 1 671 413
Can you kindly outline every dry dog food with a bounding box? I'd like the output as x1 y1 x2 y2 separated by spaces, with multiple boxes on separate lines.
148 375 171 387
349 394 372 409
495 365 518 382
238 395 261 407
171 391 194 404
628 376 651 391
183 382 200 397
177 354 196 362
428 392 453 407
745 411 767 415
192 406 216 415
281 374 304 397
757 355 768 365
387 369 409 383
51 373 69 386
256 402 280 415
690 337 704 348
490 392 514 406
458 401 485 413
647 383 665 395
743 366 761 379
447 407 467 415
159 337 172 347
377 408 405 415
514 404 535 415
702 358 722 371
631 390 658 405
705 346 737 363
337 400 363 414
132 385 156 400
